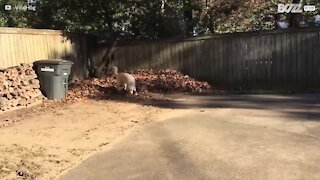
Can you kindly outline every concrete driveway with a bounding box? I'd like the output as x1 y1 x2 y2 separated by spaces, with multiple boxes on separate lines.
59 94 320 180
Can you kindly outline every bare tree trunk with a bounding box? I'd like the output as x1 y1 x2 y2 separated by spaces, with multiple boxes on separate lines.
94 37 119 77
182 0 193 35
289 0 301 28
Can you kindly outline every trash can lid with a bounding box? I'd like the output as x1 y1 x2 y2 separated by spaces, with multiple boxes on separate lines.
34 59 74 65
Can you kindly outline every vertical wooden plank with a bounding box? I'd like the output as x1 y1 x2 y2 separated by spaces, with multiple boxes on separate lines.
274 34 281 84
163 41 169 69
2 34 10 68
190 40 196 76
42 34 49 59
198 39 203 80
157 42 162 69
127 45 133 71
316 32 320 85
246 36 252 86
180 41 186 72
160 41 165 69
140 43 146 69
184 40 192 75
53 35 60 59
253 35 258 85
318 31 320 83
182 40 189 74
132 43 139 69
25 35 32 64
170 41 177 70
201 39 208 80
143 42 149 69
304 32 310 86
21 34 29 63
285 32 291 86
208 39 215 83
255 35 260 85
158 42 164 69
204 39 211 82
35 35 41 60
230 37 235 85
218 38 224 84
168 41 173 69
234 36 241 85
255 35 260 84
116 44 123 70
8 34 16 67
40 34 46 59
188 40 194 75
305 32 310 86
150 42 155 69
213 38 219 83
31 35 38 61
266 35 272 84
6 34 12 67
238 37 244 85
291 32 297 87
308 32 316 86
260 35 267 84
156 42 162 70
148 42 154 69
175 41 182 71
193 40 198 78
296 32 303 85
225 37 231 85
250 36 255 86
280 33 285 84
222 37 228 84
228 37 233 85
0 34 8 68
311 32 317 86
213 38 220 83
242 37 249 86
139 42 144 69
119 45 125 71
45 35 52 59
262 35 268 84
0 34 3 68
19 33 27 63
14 34 22 65
301 32 307 86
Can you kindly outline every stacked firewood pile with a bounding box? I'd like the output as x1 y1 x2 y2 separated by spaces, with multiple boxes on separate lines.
67 69 214 102
0 64 45 111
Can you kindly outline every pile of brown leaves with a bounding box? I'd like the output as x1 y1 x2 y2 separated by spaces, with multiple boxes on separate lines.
66 69 214 102
131 69 213 94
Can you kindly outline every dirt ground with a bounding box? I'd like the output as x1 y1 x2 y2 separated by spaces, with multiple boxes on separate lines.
0 98 172 180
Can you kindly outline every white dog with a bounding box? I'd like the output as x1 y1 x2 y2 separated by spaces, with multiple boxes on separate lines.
111 66 138 95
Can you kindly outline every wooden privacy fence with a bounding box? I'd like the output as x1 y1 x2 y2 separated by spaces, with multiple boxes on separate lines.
1 27 320 88
92 28 320 88
0 27 88 80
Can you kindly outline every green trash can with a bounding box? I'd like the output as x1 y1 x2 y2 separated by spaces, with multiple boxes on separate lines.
34 59 74 100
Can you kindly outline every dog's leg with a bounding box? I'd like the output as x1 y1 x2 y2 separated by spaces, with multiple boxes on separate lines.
133 86 138 95
115 81 123 91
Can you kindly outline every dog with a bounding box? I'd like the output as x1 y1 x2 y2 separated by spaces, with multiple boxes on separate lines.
111 66 138 95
